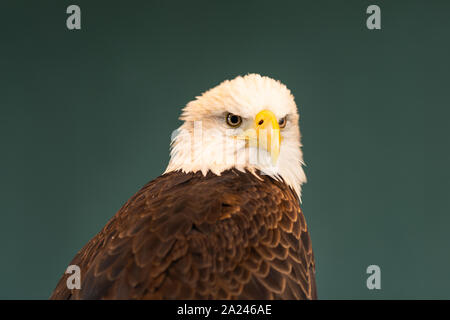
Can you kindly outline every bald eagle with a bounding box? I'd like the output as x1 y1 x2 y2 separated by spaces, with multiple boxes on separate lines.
50 74 317 300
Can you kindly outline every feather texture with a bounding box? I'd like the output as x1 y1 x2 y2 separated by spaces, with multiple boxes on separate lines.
50 169 316 300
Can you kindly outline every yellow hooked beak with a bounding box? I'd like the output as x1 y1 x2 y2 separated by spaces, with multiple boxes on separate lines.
237 109 281 165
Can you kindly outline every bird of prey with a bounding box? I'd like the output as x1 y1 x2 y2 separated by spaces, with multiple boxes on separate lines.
50 74 317 300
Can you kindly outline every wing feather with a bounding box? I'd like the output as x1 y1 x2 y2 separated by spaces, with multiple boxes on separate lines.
50 170 316 300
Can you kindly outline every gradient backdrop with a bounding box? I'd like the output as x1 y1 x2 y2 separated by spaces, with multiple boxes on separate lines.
1 0 449 299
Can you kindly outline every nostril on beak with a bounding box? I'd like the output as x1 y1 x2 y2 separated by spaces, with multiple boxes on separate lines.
258 120 264 125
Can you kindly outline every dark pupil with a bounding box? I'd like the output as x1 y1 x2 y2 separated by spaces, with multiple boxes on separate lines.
279 117 285 125
230 115 239 124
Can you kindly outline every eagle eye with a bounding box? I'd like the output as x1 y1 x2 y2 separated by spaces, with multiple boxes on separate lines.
278 116 287 128
226 113 242 128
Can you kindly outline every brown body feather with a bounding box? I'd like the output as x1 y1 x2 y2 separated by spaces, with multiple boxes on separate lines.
50 170 316 300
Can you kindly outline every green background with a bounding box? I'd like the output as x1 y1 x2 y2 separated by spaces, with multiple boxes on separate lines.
1 0 449 299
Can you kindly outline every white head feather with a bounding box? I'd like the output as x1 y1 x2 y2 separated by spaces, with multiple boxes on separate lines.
165 74 307 200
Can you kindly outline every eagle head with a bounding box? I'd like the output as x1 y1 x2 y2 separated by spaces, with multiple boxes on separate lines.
165 74 306 199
